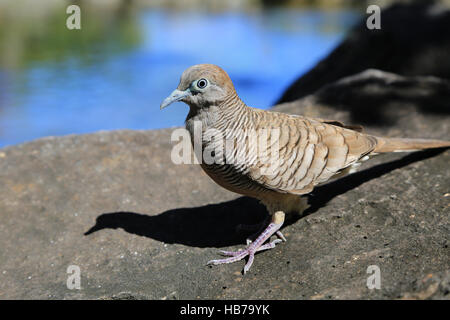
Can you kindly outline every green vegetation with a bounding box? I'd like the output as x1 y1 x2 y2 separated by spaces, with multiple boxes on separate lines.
0 1 142 69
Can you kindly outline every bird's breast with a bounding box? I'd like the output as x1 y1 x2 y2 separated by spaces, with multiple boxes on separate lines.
186 110 272 198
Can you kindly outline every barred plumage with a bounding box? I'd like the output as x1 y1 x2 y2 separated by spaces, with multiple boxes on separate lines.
188 94 381 200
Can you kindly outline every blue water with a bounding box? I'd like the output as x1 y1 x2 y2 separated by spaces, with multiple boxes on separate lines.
0 8 360 147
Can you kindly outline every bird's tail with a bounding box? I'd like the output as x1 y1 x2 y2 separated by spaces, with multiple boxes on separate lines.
373 136 450 153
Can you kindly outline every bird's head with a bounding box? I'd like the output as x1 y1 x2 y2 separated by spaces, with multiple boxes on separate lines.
160 64 235 110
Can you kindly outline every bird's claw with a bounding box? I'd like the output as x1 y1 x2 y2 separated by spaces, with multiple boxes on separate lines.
208 214 286 274
276 231 287 242
218 249 244 257
207 238 283 274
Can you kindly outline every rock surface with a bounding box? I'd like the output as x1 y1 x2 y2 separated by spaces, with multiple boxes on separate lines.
0 69 448 299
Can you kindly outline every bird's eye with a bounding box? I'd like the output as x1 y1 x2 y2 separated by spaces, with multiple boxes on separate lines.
197 78 208 89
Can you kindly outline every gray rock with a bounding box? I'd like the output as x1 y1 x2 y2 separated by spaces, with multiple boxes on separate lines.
0 69 448 299
278 0 450 103
397 271 450 300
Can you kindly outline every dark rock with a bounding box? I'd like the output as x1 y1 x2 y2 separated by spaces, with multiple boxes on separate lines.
275 69 450 128
0 69 448 299
278 0 450 103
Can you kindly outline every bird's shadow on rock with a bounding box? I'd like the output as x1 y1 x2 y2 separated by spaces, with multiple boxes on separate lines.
85 196 268 248
85 149 446 248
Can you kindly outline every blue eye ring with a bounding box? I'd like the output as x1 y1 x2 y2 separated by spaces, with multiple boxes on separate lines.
197 78 208 89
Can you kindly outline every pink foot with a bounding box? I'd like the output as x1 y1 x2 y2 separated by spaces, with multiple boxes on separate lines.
207 212 285 274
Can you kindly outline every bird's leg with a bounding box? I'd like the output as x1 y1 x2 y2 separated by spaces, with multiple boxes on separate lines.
237 215 286 245
207 211 285 274
245 226 286 245
237 215 270 245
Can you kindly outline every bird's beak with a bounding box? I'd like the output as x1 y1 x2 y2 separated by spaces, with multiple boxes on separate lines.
160 89 191 110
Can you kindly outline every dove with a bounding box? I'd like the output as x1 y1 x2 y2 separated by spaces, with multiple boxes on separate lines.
161 64 450 274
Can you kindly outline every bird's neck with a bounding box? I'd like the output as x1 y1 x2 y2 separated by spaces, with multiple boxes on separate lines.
185 92 248 134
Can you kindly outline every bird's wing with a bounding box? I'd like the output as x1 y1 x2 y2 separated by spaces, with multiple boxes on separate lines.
246 114 377 195
313 118 364 133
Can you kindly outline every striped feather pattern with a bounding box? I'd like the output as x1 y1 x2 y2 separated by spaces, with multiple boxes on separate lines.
186 91 378 200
